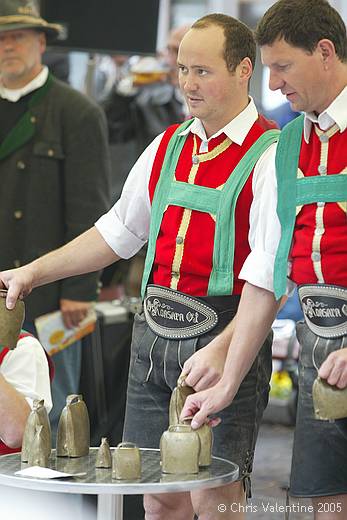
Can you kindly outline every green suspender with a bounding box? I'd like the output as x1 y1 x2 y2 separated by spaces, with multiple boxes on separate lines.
208 129 280 295
273 115 347 299
273 115 304 299
141 121 280 298
0 73 53 160
141 119 194 298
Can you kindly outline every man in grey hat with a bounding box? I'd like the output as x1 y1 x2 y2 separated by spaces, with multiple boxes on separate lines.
0 0 111 436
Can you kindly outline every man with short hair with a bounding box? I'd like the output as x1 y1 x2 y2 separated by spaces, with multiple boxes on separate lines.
0 13 279 519
180 1 347 518
0 0 111 435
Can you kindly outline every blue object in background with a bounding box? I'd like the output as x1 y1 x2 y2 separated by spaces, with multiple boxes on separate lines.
277 288 304 322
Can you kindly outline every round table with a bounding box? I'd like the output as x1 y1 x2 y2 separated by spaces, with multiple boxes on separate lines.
0 448 238 519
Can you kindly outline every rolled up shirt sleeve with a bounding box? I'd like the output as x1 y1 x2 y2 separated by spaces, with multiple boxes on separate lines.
1 336 53 413
239 142 282 293
95 133 164 259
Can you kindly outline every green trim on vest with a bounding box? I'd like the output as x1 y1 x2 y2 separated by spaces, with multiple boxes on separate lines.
208 129 279 295
141 121 280 298
273 115 304 299
141 119 194 298
274 114 347 299
0 73 53 160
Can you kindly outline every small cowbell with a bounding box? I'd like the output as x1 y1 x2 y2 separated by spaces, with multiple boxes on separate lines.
313 376 347 420
160 423 200 474
112 442 141 480
169 374 213 467
0 289 25 349
56 394 90 457
169 374 195 426
96 437 112 469
27 425 49 467
21 399 51 463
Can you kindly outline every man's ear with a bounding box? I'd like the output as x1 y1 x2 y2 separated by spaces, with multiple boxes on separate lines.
38 31 47 54
238 57 253 81
317 38 336 69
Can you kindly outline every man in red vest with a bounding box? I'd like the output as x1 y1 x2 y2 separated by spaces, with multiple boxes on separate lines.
0 14 280 519
0 330 52 455
179 1 347 518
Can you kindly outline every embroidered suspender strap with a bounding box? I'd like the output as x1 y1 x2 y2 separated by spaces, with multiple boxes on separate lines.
274 115 347 299
0 73 54 160
273 115 304 300
141 119 194 298
295 174 347 205
208 129 280 295
167 181 221 214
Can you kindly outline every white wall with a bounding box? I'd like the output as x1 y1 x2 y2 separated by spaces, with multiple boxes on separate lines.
329 0 347 23
206 0 239 16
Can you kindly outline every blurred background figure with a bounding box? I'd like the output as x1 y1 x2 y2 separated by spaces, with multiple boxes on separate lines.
0 0 111 440
165 23 191 87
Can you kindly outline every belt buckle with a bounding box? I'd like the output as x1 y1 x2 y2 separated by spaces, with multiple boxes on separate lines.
144 286 218 339
298 284 347 338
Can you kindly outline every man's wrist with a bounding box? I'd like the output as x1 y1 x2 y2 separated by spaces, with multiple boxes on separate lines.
217 376 238 403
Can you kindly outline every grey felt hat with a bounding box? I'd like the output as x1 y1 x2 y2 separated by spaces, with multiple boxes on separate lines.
0 0 63 41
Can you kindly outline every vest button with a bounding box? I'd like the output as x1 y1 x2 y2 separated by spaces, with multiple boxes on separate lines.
319 134 329 143
171 271 179 277
192 155 199 165
318 164 327 175
314 228 324 236
317 202 325 208
47 149 55 157
17 160 25 170
30 116 36 124
13 259 21 268
176 236 184 245
14 210 23 220
311 252 321 262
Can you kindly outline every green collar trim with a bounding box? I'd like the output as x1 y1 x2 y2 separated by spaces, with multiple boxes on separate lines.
0 72 53 160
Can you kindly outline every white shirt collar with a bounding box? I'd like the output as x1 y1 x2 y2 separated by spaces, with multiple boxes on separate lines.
0 66 49 102
178 97 259 147
303 85 347 142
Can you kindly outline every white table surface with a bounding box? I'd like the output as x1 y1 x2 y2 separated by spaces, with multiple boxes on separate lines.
0 448 239 520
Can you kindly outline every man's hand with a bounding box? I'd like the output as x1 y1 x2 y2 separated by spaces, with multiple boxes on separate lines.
181 338 228 392
180 380 234 429
0 267 35 309
181 319 235 391
181 283 280 430
318 348 347 389
60 299 92 329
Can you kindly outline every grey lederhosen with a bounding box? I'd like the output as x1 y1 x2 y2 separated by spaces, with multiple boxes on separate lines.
123 294 272 495
290 322 347 497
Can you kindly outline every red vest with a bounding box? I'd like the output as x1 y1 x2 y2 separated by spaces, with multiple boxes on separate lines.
290 126 347 286
0 332 54 456
148 116 277 296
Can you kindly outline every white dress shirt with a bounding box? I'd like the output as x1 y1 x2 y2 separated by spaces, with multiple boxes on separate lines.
304 85 347 139
1 335 52 412
96 97 280 292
